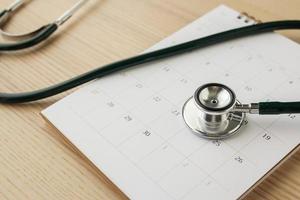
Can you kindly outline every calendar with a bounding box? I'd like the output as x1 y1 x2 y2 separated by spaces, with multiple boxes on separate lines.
42 5 300 200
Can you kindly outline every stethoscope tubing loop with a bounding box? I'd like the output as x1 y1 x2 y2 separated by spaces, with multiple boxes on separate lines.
0 20 300 103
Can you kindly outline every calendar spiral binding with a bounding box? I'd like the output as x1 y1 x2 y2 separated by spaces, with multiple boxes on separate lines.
237 12 262 24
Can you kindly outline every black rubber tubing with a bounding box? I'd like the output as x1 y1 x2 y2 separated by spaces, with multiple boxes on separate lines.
0 23 58 51
259 102 300 114
0 9 58 51
0 10 6 18
1 20 300 103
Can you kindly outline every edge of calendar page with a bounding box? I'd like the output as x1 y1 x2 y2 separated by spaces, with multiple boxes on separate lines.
41 115 126 194
41 4 300 200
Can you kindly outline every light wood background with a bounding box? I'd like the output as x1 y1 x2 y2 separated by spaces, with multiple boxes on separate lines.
0 0 300 199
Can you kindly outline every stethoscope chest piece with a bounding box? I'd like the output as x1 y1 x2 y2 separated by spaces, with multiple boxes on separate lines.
182 83 246 139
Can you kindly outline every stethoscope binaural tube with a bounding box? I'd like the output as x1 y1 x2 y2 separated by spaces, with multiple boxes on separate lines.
0 20 300 103
0 0 88 51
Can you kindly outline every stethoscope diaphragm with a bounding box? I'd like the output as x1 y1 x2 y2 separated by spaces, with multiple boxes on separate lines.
182 83 246 139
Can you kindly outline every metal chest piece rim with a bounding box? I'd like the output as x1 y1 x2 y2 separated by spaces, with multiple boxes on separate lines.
182 83 246 140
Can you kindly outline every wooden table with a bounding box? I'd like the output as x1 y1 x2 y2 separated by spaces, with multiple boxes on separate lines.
1 0 300 199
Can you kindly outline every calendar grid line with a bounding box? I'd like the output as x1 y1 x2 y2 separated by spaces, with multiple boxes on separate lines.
97 83 234 194
251 116 287 146
70 105 178 200
245 41 300 78
74 82 218 197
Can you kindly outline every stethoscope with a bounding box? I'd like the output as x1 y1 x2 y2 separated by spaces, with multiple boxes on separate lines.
1 1 300 140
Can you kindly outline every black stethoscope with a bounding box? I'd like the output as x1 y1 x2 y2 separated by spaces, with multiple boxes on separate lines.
1 1 300 139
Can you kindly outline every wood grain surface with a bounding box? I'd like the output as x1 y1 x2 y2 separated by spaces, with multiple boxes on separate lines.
0 0 300 199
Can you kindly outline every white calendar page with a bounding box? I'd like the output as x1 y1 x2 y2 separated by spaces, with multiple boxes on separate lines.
42 5 300 200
